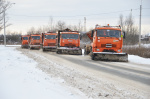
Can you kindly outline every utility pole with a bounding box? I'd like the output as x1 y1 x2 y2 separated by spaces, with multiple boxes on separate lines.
139 4 142 48
84 17 86 32
3 3 15 46
3 8 6 46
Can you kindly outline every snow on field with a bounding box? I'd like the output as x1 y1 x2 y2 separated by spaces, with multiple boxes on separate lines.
124 43 150 48
6 45 21 47
129 55 150 65
0 45 85 99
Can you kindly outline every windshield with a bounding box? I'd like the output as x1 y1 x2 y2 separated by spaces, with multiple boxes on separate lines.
45 35 56 39
61 34 79 39
32 36 40 40
97 30 121 38
23 37 28 40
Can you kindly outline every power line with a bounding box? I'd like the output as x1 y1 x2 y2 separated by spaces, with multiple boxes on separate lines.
143 8 150 9
9 8 140 18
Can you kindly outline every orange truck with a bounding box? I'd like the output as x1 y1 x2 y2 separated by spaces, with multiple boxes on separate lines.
21 35 30 48
84 24 128 62
29 34 42 49
56 28 82 54
42 32 57 51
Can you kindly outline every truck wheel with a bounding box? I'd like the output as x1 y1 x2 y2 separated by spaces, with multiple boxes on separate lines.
84 47 87 55
78 50 82 55
91 53 95 60
43 48 45 52
56 50 60 54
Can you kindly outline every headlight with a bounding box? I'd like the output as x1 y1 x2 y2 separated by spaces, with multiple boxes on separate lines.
96 49 100 51
118 50 121 52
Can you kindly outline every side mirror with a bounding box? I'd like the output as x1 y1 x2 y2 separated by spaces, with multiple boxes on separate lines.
91 30 94 37
123 31 125 39
80 35 82 40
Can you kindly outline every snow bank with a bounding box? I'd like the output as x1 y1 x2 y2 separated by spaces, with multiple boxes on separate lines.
6 45 21 47
124 44 150 48
0 45 82 99
129 55 150 65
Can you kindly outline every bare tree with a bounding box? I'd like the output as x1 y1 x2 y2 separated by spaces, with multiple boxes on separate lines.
56 20 66 30
77 21 83 32
27 27 35 35
118 14 124 31
48 16 53 31
118 14 138 45
0 0 11 32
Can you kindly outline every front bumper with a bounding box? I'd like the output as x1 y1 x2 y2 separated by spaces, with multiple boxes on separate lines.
22 44 29 48
57 47 81 50
93 52 127 55
30 45 40 48
43 46 56 49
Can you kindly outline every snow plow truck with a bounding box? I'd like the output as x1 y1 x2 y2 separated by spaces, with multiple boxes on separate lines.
21 35 30 48
84 24 128 62
29 34 42 50
42 32 57 51
56 28 82 55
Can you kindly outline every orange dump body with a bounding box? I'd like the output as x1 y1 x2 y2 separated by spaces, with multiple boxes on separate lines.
21 35 30 48
29 34 42 49
92 27 123 53
42 33 57 49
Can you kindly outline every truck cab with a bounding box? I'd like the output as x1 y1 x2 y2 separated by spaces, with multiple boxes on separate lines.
85 24 128 61
42 32 57 51
21 35 30 48
29 34 41 49
56 28 81 54
92 25 123 53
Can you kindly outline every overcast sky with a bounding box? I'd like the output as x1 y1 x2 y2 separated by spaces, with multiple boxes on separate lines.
1 0 150 34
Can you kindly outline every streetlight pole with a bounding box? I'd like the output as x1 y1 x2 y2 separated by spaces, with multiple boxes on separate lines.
139 0 142 48
3 3 15 46
3 8 6 46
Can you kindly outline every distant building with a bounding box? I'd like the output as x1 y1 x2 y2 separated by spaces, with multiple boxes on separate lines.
141 33 150 44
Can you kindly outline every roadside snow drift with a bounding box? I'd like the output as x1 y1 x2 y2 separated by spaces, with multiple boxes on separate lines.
0 45 83 99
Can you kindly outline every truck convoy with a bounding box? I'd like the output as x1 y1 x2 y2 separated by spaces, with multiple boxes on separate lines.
21 35 30 48
29 34 42 50
56 28 82 55
84 24 128 62
20 24 128 62
42 32 57 51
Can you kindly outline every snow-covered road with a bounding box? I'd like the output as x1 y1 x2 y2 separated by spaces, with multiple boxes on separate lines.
0 46 86 99
16 46 150 99
1 45 150 99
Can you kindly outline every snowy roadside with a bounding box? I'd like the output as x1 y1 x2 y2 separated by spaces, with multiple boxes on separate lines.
129 55 150 65
17 47 150 99
0 45 86 99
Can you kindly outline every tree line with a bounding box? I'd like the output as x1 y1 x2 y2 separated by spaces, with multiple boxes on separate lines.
0 0 139 45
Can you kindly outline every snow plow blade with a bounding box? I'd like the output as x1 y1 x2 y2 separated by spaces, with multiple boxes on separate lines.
93 52 128 62
56 47 82 55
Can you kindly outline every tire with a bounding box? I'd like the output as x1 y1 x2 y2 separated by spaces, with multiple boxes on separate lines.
56 50 60 54
84 47 87 55
91 53 95 60
43 48 45 52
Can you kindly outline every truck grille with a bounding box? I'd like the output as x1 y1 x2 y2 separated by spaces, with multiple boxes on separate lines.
64 43 76 47
101 44 116 48
48 43 55 46
35 43 40 45
103 49 116 52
